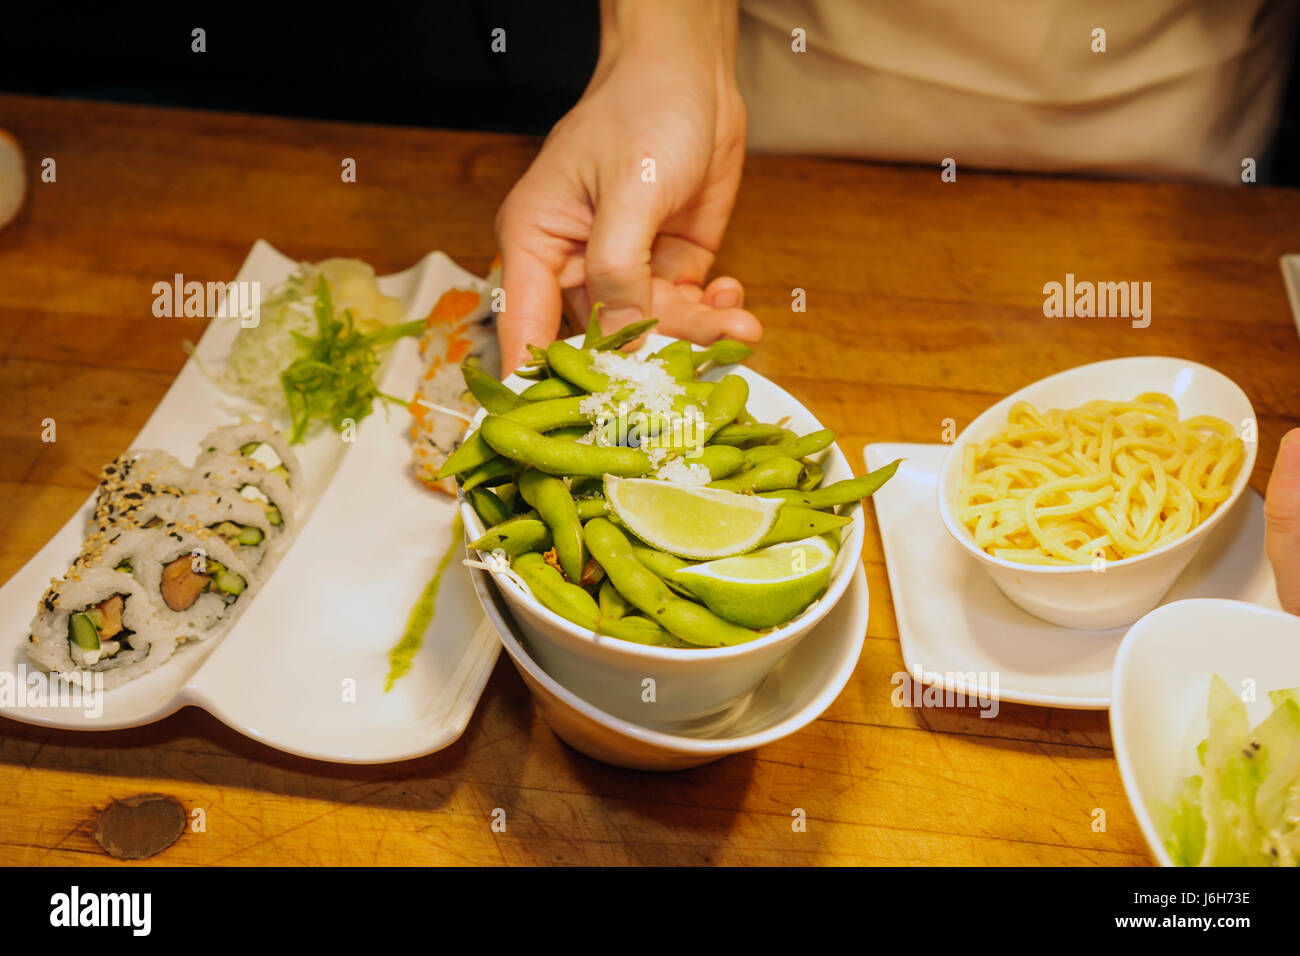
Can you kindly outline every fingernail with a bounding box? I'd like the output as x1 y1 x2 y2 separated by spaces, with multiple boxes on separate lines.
600 306 643 328
713 288 743 310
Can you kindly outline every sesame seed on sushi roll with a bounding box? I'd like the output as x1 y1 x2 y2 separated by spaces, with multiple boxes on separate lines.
91 449 196 531
88 491 275 571
27 567 177 690
79 524 259 642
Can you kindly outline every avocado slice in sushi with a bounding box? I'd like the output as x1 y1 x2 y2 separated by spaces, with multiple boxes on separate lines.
69 612 100 651
235 526 263 546
206 560 246 597
208 521 265 548
238 484 283 526
238 442 291 484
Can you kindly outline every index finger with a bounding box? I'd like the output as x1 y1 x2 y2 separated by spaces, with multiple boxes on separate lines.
497 244 563 376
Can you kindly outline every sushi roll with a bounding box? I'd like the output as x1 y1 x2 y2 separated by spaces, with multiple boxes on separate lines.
194 422 303 492
410 255 501 494
88 491 275 571
78 524 258 641
191 453 295 544
91 449 196 531
27 567 177 690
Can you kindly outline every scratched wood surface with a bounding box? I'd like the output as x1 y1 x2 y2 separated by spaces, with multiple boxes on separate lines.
1 94 1298 866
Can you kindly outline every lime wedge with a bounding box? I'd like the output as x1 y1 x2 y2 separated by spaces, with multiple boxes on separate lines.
604 476 781 559
670 536 835 628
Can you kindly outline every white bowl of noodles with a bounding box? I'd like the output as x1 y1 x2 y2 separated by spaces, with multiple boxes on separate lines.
937 357 1257 630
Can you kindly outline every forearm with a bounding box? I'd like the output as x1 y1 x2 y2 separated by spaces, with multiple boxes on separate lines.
594 0 739 86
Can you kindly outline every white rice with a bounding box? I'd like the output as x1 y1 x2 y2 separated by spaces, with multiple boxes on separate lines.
194 421 304 492
27 567 177 691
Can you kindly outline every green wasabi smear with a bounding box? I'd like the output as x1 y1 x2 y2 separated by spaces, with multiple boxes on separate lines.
385 513 463 691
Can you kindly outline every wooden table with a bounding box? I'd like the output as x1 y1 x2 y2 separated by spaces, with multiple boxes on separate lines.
1 93 1297 866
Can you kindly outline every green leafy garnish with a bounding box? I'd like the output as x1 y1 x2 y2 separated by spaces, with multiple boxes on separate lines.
279 277 422 443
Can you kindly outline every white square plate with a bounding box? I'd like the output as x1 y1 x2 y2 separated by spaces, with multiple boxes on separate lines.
865 442 1280 709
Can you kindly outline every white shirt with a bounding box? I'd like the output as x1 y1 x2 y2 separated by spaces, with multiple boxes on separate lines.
736 0 1298 183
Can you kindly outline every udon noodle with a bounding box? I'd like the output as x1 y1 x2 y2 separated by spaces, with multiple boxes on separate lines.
957 393 1244 565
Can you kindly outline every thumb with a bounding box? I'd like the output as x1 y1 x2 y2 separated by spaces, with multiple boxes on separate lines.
584 179 663 331
1264 427 1300 615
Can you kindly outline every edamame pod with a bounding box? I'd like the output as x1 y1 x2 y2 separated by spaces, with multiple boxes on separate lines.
584 519 759 647
462 362 521 414
547 425 590 442
655 374 748 454
598 579 629 619
707 456 806 493
546 340 610 393
686 444 746 479
628 541 692 578
574 496 608 521
518 468 586 582
710 423 787 446
789 428 835 458
596 614 672 645
699 374 749 445
460 456 522 492
514 552 671 645
628 541 698 598
513 551 601 624
744 428 835 465
691 339 754 369
436 397 590 479
494 482 518 510
581 302 604 348
681 381 715 401
757 506 850 546
652 340 694 381
481 416 652 477
798 460 824 492
466 486 511 527
470 517 553 556
758 460 901 509
592 317 659 351
569 475 603 497
519 377 585 401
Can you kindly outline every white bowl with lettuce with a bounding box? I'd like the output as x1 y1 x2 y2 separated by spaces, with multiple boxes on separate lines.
1111 598 1299 866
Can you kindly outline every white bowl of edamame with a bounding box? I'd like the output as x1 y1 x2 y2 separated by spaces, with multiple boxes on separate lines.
456 332 871 727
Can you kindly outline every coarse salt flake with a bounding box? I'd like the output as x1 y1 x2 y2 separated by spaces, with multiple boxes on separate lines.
654 458 712 485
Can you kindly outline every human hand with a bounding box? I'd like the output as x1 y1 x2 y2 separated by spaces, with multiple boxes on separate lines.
1265 427 1300 614
494 0 760 373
